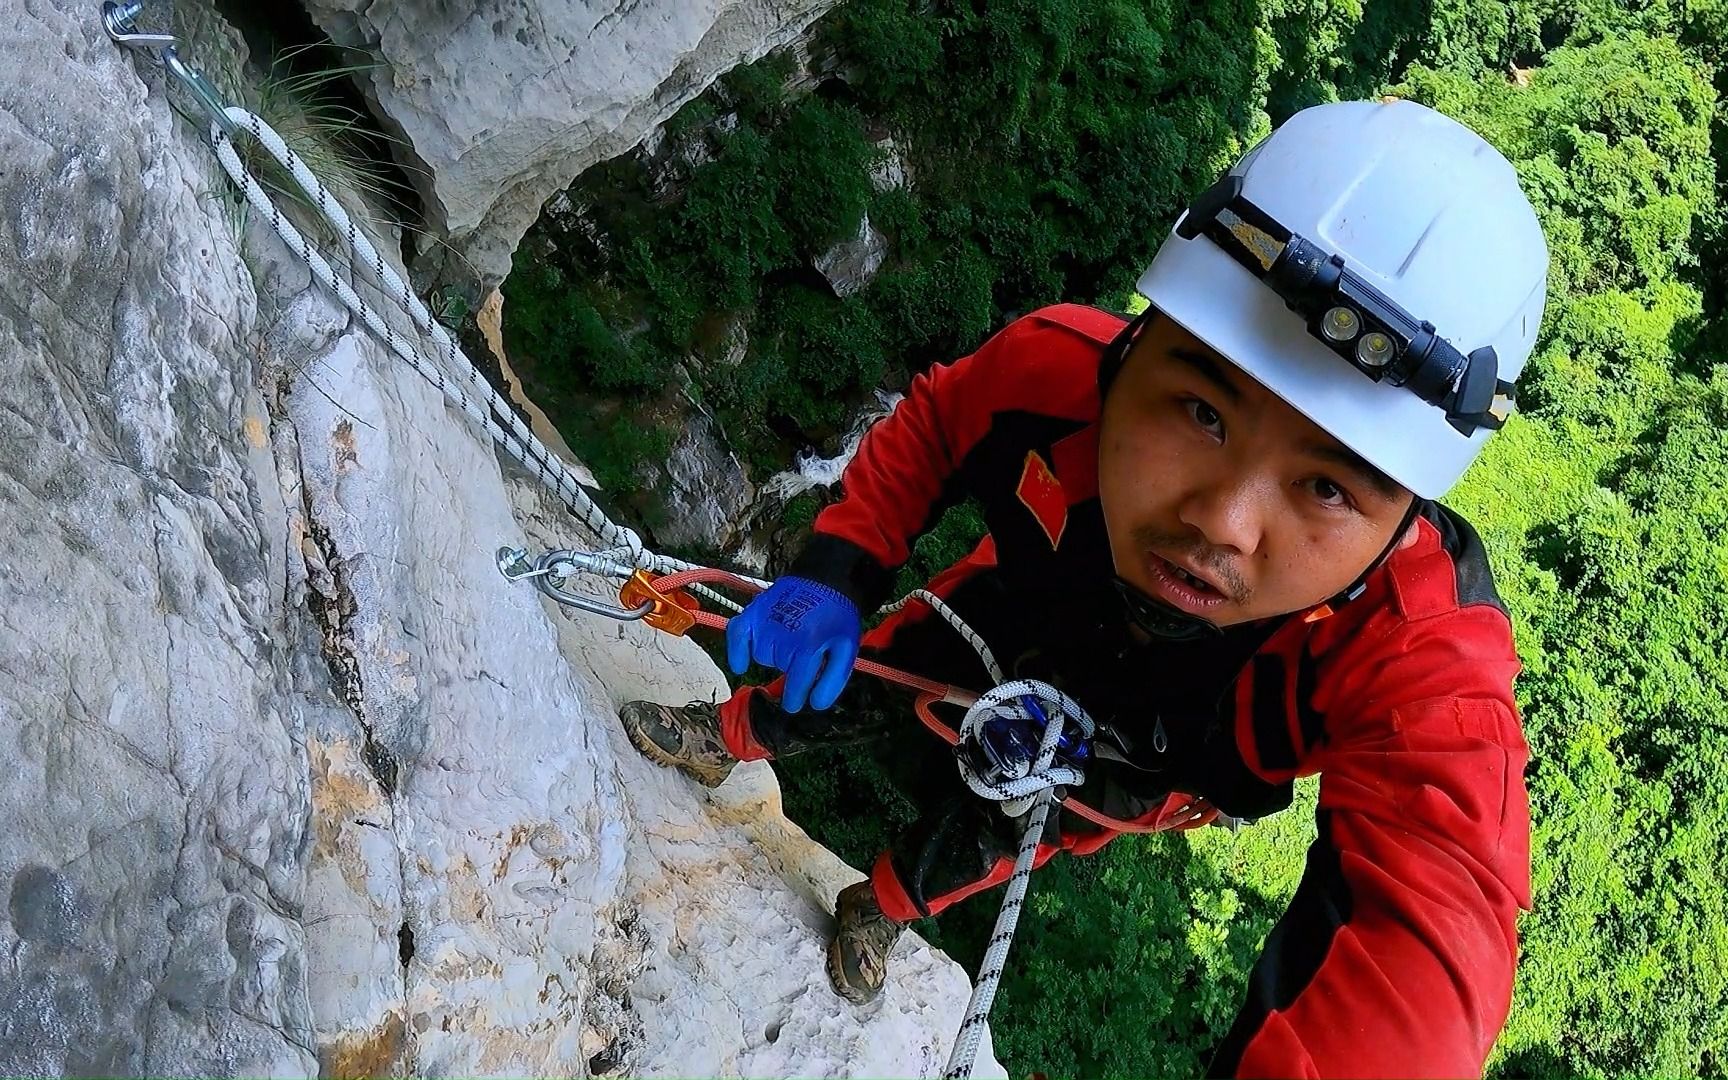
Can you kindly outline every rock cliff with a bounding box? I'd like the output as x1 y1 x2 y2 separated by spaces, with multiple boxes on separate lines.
302 0 846 289
0 1 998 1075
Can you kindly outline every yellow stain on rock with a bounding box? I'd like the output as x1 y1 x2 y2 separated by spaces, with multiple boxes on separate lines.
307 737 392 899
309 737 386 856
318 1010 406 1079
334 418 360 472
493 823 533 881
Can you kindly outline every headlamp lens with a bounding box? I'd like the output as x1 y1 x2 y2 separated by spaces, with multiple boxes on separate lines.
1320 305 1359 342
1356 331 1395 369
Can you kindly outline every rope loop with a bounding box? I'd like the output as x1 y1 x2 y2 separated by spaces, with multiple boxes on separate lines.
954 679 1093 814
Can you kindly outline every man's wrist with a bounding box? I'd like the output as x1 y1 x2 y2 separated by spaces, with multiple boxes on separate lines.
786 532 895 614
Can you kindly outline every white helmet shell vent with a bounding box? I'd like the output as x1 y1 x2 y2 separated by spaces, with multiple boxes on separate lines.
1136 99 1549 499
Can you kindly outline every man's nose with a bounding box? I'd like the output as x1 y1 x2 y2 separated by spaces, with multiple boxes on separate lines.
1176 476 1267 557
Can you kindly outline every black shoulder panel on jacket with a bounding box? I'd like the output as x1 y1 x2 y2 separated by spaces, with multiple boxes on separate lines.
1420 501 1507 615
1204 809 1351 1076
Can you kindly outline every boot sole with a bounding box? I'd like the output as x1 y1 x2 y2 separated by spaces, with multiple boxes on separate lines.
622 712 734 789
826 935 881 1005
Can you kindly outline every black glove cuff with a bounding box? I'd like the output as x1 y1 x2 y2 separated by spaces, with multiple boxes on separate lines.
786 532 896 614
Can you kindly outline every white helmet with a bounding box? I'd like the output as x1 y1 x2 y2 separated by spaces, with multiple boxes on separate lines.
1136 98 1548 498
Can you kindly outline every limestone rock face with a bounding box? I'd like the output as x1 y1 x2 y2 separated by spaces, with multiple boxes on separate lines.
0 3 309 1074
303 0 846 288
0 2 1001 1076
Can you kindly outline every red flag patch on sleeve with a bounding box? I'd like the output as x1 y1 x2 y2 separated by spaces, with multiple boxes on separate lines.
1015 449 1068 549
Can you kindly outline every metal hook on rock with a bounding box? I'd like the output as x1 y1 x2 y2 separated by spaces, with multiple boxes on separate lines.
102 0 240 137
103 1 173 48
497 546 560 583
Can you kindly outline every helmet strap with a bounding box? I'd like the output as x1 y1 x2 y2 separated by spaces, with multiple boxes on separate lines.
1097 306 1158 397
1112 575 1225 643
1302 497 1425 623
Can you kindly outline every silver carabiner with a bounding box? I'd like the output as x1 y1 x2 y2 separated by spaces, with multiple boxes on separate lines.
165 49 240 136
496 547 654 622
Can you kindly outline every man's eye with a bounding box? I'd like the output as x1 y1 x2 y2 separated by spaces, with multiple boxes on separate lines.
1309 478 1350 507
1185 399 1224 436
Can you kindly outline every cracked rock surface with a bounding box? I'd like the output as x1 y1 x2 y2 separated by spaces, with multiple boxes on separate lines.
0 2 1000 1076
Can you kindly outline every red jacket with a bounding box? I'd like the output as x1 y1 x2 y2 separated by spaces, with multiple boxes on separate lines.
788 304 1534 1078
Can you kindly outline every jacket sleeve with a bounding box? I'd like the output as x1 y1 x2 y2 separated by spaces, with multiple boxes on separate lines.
1207 609 1534 1079
786 312 1060 612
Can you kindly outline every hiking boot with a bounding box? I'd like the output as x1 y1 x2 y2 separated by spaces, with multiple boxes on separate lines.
827 880 907 1004
619 699 736 788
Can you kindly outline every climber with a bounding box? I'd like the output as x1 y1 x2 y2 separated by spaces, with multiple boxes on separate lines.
621 98 1545 1077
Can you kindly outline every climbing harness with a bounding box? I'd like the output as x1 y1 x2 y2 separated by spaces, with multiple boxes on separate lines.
102 6 1206 1074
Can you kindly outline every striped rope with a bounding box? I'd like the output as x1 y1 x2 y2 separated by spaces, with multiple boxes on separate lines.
885 588 1004 684
942 679 1095 1079
207 108 751 612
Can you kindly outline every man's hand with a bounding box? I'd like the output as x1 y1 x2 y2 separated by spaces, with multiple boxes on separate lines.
726 577 861 712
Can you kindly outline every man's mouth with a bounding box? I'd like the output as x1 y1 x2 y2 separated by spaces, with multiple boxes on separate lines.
1141 551 1230 615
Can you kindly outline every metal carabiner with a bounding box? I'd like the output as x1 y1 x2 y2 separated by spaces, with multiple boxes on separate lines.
164 50 240 136
496 547 655 623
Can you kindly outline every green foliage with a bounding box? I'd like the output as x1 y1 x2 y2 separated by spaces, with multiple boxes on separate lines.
573 412 675 497
778 492 823 535
503 263 662 396
1421 27 1728 1078
503 0 1728 1073
1401 33 1714 297
772 99 879 255
890 501 989 599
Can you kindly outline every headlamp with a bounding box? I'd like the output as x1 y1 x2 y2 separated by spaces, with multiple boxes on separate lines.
1175 174 1514 436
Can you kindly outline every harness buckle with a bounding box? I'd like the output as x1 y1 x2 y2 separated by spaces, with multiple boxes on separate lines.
620 570 700 636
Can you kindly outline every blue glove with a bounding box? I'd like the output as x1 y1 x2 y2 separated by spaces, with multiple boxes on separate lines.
726 576 861 713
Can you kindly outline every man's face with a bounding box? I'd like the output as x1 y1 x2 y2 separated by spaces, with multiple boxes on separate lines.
1097 313 1416 627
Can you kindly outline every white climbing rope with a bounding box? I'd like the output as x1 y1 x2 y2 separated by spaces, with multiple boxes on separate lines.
887 588 1004 684
955 680 1092 814
942 680 1095 1079
204 106 754 611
